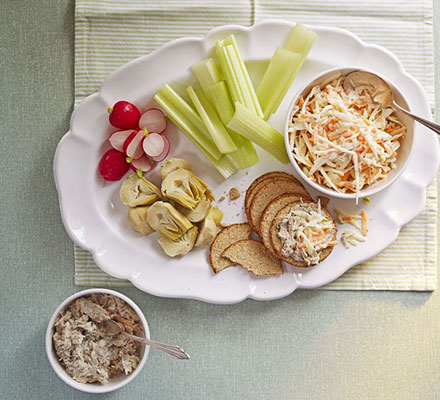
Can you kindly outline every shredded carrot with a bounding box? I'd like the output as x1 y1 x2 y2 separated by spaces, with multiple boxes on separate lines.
360 210 368 236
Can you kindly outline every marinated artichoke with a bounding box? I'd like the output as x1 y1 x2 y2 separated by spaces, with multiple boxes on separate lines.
160 158 193 179
119 173 161 207
195 207 223 247
157 226 199 257
176 193 211 223
147 201 193 240
127 206 153 235
161 169 208 210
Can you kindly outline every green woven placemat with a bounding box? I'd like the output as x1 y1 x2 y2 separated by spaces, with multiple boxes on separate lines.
74 0 437 290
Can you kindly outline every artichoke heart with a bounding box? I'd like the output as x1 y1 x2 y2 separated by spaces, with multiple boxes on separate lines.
147 201 193 240
158 226 199 257
161 169 208 210
195 207 223 247
120 173 161 207
160 158 193 179
176 193 211 223
127 206 154 236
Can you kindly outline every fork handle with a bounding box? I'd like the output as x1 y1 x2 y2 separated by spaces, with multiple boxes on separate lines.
124 332 190 360
392 101 440 135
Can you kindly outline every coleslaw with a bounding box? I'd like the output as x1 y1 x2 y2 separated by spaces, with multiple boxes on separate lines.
288 73 406 200
277 201 337 266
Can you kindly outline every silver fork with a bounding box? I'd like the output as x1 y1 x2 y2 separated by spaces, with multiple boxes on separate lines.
102 318 190 360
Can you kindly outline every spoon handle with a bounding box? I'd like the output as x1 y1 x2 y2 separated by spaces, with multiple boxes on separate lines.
124 332 190 360
392 101 440 135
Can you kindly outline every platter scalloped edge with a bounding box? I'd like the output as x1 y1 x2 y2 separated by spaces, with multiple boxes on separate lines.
54 20 439 304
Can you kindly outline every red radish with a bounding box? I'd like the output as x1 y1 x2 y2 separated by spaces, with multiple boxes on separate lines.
138 108 167 133
98 149 129 181
130 154 153 173
109 129 135 152
108 101 141 129
122 131 136 154
123 130 144 159
152 135 170 162
143 132 165 157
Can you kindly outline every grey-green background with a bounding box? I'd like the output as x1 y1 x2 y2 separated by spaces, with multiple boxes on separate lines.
1 1 440 399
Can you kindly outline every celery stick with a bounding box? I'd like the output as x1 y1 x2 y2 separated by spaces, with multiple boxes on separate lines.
257 47 302 120
187 86 237 154
215 44 244 106
160 84 207 135
223 35 264 118
153 91 221 161
206 81 259 169
216 37 264 118
224 44 254 111
227 102 289 164
204 153 239 179
265 23 318 115
257 23 318 119
284 23 318 56
191 58 222 93
206 81 235 125
154 92 237 178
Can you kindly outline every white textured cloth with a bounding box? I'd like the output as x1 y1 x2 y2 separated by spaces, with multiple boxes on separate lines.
74 0 437 290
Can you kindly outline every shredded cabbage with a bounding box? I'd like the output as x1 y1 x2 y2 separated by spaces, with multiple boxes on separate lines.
277 202 336 266
288 74 405 201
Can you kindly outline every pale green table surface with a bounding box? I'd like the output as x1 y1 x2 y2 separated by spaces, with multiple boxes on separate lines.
2 1 440 399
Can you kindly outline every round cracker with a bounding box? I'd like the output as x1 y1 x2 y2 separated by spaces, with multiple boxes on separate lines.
209 223 252 273
249 178 310 233
269 201 337 267
244 172 298 223
260 193 303 256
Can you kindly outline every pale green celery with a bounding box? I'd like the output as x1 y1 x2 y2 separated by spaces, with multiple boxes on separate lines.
215 37 263 118
223 35 264 118
284 22 318 56
228 132 259 169
227 102 289 164
153 91 221 161
206 81 258 169
268 23 318 115
191 58 222 93
224 45 254 111
160 84 207 134
154 92 236 178
258 23 318 119
215 44 244 106
257 47 302 119
206 81 235 125
204 152 239 179
187 86 237 154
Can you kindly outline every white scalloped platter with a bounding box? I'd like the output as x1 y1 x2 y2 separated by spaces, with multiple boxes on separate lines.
54 20 439 304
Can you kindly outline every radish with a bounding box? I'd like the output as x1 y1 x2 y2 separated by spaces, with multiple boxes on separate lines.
138 108 166 133
152 135 170 162
108 101 141 129
123 130 144 159
130 154 153 173
98 149 129 181
143 132 166 157
109 129 135 152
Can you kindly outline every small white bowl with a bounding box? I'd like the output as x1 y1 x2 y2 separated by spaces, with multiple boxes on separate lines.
284 66 414 200
45 288 150 393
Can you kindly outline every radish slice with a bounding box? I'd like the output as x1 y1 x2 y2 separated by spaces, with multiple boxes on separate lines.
125 130 145 159
109 129 135 152
130 154 153 173
152 135 170 162
143 132 165 157
139 108 166 134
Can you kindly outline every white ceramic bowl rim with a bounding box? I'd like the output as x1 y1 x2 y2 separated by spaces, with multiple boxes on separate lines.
284 66 415 200
45 288 150 394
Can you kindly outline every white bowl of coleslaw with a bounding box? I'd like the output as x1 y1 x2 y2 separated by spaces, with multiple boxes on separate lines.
285 67 414 201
